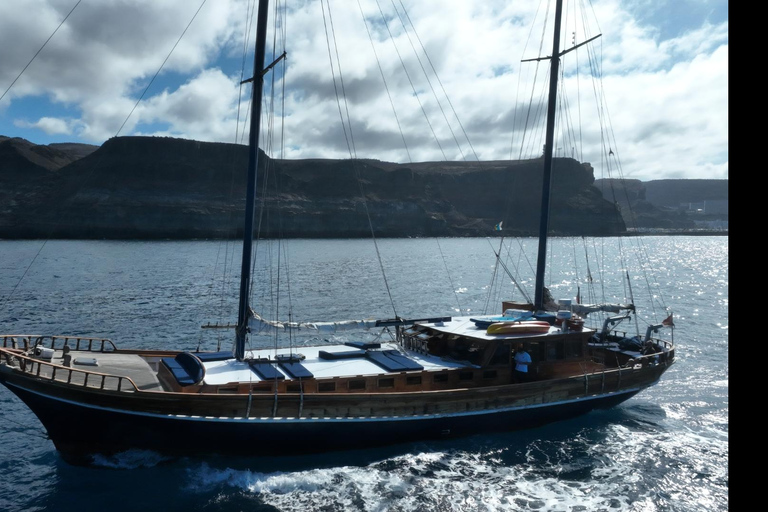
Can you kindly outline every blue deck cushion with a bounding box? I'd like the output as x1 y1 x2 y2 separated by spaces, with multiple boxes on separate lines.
366 350 424 372
161 352 205 386
279 361 314 379
248 360 285 380
345 341 381 350
318 349 366 360
382 350 424 371
193 350 234 362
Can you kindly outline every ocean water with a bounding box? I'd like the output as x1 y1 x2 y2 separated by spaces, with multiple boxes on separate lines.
0 237 728 511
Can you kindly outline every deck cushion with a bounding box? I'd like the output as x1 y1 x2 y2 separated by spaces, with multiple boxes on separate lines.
366 350 423 372
318 349 366 360
279 361 314 379
249 360 285 380
344 341 381 350
161 352 205 386
193 351 234 362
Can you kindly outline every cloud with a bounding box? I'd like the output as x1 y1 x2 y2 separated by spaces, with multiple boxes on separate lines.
15 116 73 135
0 0 728 181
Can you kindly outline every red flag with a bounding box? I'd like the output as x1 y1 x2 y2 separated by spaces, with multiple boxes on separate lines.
662 313 674 327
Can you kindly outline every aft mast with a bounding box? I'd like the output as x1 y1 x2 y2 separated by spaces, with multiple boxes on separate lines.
235 0 271 361
533 0 564 311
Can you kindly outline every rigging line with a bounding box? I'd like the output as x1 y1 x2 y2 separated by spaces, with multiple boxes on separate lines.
483 245 501 314
396 0 481 162
581 38 669 320
509 0 545 160
1 2 209 311
486 237 503 312
0 240 49 311
501 237 530 302
372 0 448 161
197 241 228 352
319 0 397 318
433 237 464 314
326 1 358 157
206 0 257 354
236 0 257 145
115 0 208 137
356 0 463 316
516 0 553 161
389 0 465 161
0 0 82 103
387 0 467 312
321 0 354 156
354 0 411 161
583 42 668 321
278 3 295 350
486 238 532 303
216 0 257 346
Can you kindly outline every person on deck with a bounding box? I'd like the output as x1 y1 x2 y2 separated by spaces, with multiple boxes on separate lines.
514 343 532 382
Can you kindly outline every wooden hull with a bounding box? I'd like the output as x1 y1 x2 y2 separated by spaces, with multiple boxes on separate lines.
0 360 667 466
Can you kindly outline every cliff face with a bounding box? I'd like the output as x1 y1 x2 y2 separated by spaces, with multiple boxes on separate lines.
1 135 626 239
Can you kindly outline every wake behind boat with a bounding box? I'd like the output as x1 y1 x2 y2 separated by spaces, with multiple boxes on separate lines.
0 0 676 465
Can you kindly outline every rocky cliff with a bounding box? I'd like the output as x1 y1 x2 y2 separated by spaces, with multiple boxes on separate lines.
2 135 630 239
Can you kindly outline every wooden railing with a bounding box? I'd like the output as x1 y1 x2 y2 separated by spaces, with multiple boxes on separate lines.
0 346 139 393
1 335 117 353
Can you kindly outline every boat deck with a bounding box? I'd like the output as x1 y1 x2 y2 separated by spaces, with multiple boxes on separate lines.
203 342 472 385
9 341 475 392
415 315 595 340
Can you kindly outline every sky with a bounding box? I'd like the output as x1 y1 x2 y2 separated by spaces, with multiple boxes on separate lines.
0 0 728 181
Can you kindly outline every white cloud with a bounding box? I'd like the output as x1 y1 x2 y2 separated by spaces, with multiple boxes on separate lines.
15 116 72 135
0 0 728 181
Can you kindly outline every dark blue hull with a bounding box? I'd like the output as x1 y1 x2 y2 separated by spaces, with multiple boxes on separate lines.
4 378 642 466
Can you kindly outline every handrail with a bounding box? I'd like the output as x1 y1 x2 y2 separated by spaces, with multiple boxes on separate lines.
1 335 117 353
0 347 139 392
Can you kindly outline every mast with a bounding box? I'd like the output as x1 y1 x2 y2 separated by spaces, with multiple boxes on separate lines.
533 0 564 311
235 0 271 361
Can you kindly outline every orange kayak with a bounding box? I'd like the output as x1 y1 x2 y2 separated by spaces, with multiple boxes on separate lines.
486 321 551 335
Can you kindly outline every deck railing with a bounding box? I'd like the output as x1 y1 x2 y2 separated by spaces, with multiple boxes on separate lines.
0 346 139 392
1 335 117 353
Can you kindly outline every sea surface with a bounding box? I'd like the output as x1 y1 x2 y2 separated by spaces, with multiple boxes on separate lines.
0 236 728 511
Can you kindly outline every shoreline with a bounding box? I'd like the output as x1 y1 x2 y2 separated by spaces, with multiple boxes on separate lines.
0 231 728 241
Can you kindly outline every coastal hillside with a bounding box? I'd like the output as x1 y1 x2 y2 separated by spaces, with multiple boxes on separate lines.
1 135 723 239
594 178 728 229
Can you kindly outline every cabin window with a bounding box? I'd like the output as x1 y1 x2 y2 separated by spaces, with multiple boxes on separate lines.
406 376 422 385
318 382 336 392
286 383 301 392
433 373 448 383
348 379 366 390
378 377 395 388
547 340 565 360
489 343 510 365
446 339 485 365
565 339 583 358
482 370 497 379
459 371 474 381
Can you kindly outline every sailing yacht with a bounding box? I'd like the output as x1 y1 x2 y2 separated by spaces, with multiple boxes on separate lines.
0 0 675 465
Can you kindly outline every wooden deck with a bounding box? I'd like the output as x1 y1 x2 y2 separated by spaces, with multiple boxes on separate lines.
5 349 163 392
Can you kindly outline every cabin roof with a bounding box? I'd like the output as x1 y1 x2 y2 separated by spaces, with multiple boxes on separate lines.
414 315 594 341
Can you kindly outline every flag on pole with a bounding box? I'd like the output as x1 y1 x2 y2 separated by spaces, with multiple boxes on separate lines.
662 313 674 327
494 221 503 231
